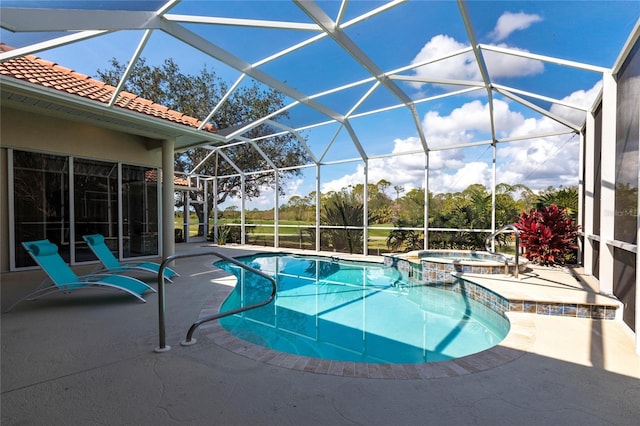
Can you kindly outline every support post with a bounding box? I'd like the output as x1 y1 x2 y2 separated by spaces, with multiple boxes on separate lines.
583 112 596 275
241 175 246 245
162 138 175 259
599 72 617 296
424 153 429 250
274 170 279 248
363 160 368 255
316 164 321 252
491 141 497 252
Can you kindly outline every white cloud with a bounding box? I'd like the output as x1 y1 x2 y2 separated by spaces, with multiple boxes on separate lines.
493 79 601 189
375 152 428 187
410 35 478 82
311 79 602 199
482 46 544 78
423 101 489 136
222 177 305 210
321 168 364 193
409 35 544 87
490 12 543 41
497 134 580 189
429 162 493 194
549 80 602 126
322 100 579 192
492 98 530 136
320 141 429 194
281 177 305 198
423 99 526 147
428 149 466 171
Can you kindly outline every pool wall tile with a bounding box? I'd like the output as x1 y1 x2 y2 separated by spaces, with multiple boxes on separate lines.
536 303 550 315
387 255 618 321
549 303 564 316
576 305 591 318
561 304 577 317
412 276 511 319
591 306 606 319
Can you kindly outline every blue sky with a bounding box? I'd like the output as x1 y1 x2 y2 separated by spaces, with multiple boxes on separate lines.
1 1 638 209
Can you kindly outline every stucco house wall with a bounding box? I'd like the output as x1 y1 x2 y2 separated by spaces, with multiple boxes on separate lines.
0 106 163 272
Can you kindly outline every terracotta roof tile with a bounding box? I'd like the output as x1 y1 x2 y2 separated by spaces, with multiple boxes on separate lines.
144 169 195 188
0 43 217 134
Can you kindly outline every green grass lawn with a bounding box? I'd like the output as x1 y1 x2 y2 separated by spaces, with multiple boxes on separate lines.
176 217 486 253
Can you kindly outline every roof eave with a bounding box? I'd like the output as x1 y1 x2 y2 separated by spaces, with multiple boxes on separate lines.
0 75 226 149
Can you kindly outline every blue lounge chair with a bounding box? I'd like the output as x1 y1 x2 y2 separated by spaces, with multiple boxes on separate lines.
8 240 155 310
83 234 178 282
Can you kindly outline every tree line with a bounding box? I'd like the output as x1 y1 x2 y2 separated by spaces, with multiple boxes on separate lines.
262 180 579 253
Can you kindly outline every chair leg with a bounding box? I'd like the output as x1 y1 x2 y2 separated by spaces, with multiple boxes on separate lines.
4 284 57 312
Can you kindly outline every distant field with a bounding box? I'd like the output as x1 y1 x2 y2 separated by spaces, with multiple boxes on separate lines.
175 217 395 250
175 217 498 253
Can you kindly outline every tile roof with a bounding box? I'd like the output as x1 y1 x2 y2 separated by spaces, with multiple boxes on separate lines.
0 44 217 134
144 169 197 189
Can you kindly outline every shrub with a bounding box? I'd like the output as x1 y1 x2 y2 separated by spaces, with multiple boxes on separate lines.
386 220 424 252
386 229 422 252
207 224 255 244
515 204 580 266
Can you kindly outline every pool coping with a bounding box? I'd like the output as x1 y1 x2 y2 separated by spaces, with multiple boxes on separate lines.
198 269 536 380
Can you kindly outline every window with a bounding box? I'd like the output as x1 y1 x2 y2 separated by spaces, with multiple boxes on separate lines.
13 151 70 267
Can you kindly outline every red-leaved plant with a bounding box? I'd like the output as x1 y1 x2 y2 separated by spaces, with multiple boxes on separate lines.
515 204 580 266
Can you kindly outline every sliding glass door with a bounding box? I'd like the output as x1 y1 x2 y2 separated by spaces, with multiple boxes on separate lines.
73 159 119 262
13 151 70 267
11 149 160 269
122 165 158 257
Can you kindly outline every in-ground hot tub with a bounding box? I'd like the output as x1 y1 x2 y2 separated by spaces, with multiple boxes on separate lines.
385 250 527 284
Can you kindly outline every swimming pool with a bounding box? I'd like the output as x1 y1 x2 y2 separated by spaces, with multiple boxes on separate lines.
216 254 509 364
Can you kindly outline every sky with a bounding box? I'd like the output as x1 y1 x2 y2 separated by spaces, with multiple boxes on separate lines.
1 1 638 210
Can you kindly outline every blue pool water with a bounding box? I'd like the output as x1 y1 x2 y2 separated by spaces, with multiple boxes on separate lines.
216 254 509 364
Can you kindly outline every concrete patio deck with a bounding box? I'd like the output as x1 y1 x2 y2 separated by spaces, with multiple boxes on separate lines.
2 243 639 425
